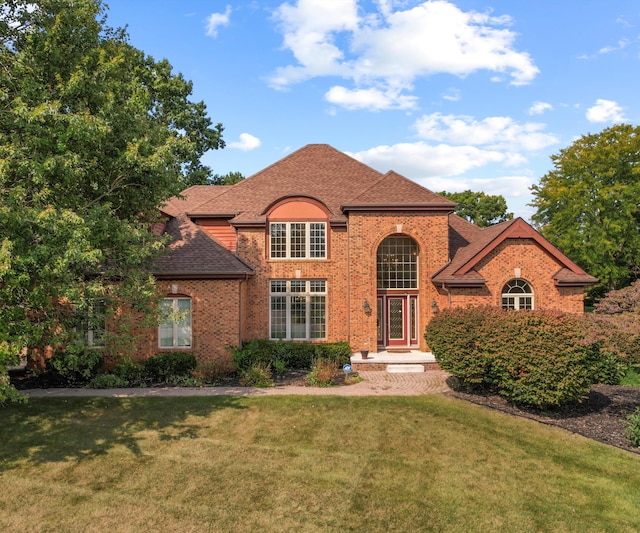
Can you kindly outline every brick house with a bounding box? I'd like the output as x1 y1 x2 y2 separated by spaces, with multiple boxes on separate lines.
140 144 596 365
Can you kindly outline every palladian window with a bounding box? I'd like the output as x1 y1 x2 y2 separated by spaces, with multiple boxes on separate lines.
501 279 534 310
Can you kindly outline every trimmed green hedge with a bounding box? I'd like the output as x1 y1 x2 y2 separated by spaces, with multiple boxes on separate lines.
425 306 606 407
233 340 352 372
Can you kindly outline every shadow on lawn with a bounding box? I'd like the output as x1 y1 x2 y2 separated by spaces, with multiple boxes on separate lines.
0 396 247 471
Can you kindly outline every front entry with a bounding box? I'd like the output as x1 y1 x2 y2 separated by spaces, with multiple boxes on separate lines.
377 294 419 348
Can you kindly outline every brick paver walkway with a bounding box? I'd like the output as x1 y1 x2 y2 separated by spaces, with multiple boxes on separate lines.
23 370 452 398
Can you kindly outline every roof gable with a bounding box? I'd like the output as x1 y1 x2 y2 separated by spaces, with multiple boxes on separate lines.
151 215 253 279
189 144 386 223
433 217 597 287
342 171 456 211
161 185 234 218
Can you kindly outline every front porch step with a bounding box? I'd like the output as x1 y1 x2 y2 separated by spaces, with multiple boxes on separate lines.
386 364 425 373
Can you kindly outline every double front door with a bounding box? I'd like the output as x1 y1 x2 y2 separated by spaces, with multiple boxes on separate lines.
376 293 419 348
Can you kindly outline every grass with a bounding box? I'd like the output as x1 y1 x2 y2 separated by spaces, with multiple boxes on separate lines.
621 365 640 387
1 395 639 532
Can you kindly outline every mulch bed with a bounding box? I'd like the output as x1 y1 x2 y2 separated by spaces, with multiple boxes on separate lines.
446 381 640 454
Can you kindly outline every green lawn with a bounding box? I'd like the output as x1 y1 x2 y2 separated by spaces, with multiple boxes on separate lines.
1 395 639 532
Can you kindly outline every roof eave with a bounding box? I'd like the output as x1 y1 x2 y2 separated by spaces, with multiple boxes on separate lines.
342 203 455 212
433 278 487 288
153 271 254 280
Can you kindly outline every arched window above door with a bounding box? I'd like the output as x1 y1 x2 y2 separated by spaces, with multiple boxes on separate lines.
501 279 534 310
376 236 418 289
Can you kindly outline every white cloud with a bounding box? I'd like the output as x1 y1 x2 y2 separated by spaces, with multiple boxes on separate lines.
422 175 534 198
229 133 262 151
599 39 629 54
269 0 538 110
442 88 461 102
586 99 626 123
413 113 559 152
349 142 521 178
206 5 231 38
528 101 552 115
325 85 417 110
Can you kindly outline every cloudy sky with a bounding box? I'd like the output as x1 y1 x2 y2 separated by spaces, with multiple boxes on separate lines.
103 0 640 219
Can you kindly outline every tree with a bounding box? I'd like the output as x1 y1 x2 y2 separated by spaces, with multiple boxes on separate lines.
530 124 640 296
439 190 513 227
0 0 225 402
209 171 245 185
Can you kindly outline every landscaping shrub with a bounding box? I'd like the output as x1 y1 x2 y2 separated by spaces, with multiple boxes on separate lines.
424 306 498 388
191 357 236 384
305 358 337 387
625 407 640 447
88 373 129 389
487 311 600 407
143 352 197 382
425 307 604 407
233 340 351 373
591 281 640 366
240 362 274 387
46 342 103 385
112 357 145 386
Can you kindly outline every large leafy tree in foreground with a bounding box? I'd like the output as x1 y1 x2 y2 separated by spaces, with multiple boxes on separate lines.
439 190 513 227
530 124 640 296
0 0 224 401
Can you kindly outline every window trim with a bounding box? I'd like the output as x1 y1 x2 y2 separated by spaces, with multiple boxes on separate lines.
376 235 419 290
78 300 106 348
269 279 327 340
501 279 534 310
159 297 192 348
269 221 327 260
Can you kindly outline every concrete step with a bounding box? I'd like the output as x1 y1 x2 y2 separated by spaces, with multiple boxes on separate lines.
386 364 425 373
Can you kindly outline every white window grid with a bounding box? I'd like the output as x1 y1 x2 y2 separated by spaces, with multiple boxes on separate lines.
269 280 326 340
377 236 418 289
501 279 534 310
269 222 327 259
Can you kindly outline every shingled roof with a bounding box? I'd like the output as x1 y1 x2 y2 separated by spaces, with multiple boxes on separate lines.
151 214 253 279
433 217 598 287
176 144 455 224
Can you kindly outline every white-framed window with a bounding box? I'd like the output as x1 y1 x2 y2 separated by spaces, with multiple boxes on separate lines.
159 297 192 348
501 279 534 310
377 235 418 289
270 280 326 340
78 300 106 348
269 222 326 259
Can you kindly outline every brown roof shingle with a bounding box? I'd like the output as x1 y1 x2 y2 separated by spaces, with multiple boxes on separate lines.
151 214 253 279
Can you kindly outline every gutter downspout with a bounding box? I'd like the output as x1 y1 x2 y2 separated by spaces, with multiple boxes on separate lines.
346 220 351 346
441 282 452 309
238 273 249 347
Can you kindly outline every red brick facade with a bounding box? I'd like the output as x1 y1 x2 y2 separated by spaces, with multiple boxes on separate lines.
111 145 596 366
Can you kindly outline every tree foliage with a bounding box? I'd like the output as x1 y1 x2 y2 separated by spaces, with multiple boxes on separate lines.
530 124 640 295
439 190 513 227
0 0 225 400
209 171 245 185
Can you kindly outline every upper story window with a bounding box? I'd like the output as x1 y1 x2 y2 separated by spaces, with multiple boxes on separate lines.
270 222 326 259
501 279 534 310
377 235 419 289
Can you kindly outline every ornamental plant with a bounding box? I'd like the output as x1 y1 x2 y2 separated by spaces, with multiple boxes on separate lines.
425 307 603 408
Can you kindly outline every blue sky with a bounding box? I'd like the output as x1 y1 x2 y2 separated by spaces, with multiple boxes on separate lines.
103 0 640 219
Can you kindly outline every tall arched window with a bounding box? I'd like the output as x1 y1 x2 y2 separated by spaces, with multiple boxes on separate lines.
376 236 418 289
501 279 533 310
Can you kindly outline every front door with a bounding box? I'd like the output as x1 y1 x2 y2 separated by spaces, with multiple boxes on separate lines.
377 294 418 348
